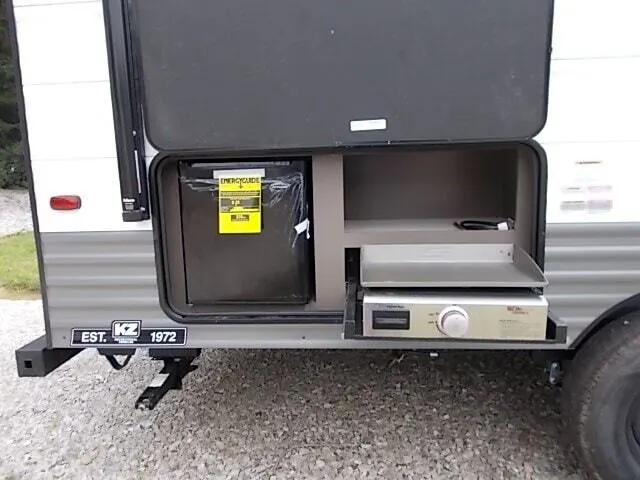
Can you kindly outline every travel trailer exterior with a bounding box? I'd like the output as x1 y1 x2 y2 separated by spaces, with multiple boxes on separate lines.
5 0 640 478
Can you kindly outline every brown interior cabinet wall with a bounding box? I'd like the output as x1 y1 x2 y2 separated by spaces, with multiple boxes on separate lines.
311 155 346 309
343 149 516 221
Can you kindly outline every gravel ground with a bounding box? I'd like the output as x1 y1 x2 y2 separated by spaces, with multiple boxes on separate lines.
0 189 33 236
0 301 586 479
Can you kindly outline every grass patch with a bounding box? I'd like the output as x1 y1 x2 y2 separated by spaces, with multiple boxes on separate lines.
0 231 40 297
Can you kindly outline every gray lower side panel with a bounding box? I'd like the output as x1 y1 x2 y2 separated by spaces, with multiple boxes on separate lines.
545 223 640 345
41 225 640 349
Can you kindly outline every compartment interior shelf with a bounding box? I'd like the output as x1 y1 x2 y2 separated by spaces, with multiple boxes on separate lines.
343 218 516 247
360 243 547 288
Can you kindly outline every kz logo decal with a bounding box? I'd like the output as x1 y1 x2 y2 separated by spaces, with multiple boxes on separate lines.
112 321 141 343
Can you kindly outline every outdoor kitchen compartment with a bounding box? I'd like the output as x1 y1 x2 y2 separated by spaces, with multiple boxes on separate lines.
178 160 312 306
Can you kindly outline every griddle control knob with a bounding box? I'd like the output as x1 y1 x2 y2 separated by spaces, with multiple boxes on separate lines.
437 306 469 338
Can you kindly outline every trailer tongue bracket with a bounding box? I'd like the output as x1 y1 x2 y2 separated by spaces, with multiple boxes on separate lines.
135 356 198 410
15 335 83 378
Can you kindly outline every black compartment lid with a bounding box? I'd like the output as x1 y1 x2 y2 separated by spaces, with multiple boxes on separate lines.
132 0 553 153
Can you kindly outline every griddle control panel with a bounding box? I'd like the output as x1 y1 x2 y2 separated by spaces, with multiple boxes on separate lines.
362 290 549 341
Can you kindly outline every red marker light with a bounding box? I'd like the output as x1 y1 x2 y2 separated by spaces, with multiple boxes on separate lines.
50 195 82 211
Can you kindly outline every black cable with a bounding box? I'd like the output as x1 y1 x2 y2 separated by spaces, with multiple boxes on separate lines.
105 354 133 371
453 219 513 231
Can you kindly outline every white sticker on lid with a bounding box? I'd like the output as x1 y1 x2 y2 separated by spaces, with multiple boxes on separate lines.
350 118 387 132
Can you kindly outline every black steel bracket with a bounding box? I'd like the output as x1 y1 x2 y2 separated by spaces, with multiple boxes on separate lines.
342 280 360 339
98 347 137 357
148 348 201 359
15 335 83 377
103 0 149 222
135 355 199 410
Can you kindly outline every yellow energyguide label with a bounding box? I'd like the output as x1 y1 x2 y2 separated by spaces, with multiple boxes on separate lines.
217 172 263 234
